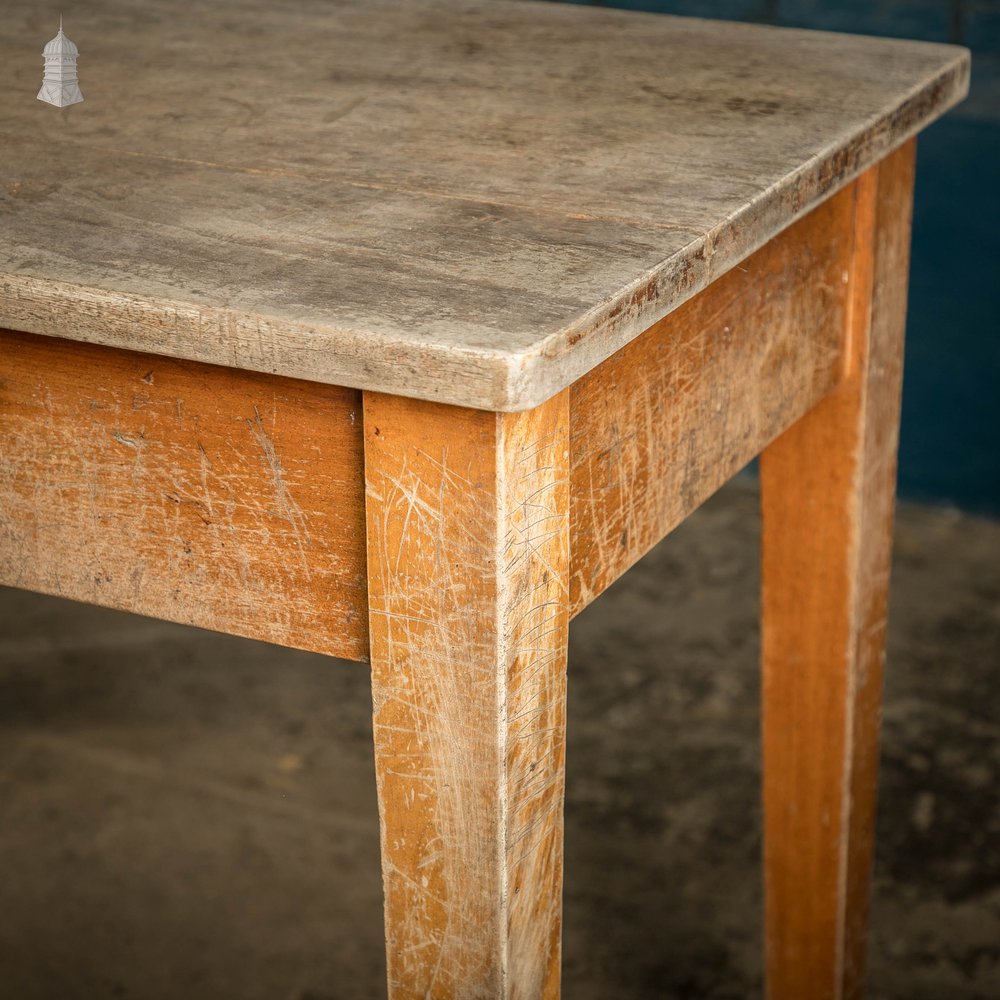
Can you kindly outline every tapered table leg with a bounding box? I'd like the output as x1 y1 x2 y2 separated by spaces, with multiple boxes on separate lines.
363 390 570 1000
759 140 915 1000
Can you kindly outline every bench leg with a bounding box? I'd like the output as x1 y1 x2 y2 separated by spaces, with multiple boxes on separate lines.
363 389 570 1000
759 140 915 1000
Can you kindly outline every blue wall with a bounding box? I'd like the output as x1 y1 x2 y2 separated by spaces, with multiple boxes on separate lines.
562 1 1000 515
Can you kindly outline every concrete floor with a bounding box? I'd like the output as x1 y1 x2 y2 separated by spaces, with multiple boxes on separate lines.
0 478 997 999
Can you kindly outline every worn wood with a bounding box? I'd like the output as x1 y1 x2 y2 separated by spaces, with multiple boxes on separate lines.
569 180 858 613
364 390 570 998
0 0 967 410
0 328 368 659
759 141 915 999
0 169 906 650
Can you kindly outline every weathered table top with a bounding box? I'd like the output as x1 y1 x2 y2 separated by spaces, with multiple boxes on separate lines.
0 0 967 410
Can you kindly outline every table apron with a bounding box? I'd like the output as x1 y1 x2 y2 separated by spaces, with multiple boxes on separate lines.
569 176 867 615
0 333 370 660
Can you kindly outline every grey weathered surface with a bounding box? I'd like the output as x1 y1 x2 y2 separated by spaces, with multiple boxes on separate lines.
0 0 968 410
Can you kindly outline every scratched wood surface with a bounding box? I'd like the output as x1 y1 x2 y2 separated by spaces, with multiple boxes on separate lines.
0 0 967 410
568 179 857 613
0 328 368 659
759 142 914 998
0 173 881 647
364 390 570 998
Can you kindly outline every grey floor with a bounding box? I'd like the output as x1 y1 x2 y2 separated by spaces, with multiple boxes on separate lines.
0 478 997 999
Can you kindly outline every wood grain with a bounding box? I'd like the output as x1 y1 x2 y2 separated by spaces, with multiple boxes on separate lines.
0 0 968 409
759 141 915 999
364 390 570 998
0 329 368 659
569 180 857 614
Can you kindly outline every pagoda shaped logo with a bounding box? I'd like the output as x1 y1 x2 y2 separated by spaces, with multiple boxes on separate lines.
38 17 84 108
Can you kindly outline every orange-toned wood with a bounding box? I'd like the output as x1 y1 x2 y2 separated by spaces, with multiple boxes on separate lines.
0 329 368 659
759 140 915 999
568 181 857 614
363 390 570 999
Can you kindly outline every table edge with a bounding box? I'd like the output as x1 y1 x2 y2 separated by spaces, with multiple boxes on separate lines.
0 43 970 412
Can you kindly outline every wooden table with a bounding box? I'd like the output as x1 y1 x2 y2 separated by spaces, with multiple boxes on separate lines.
0 2 968 996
